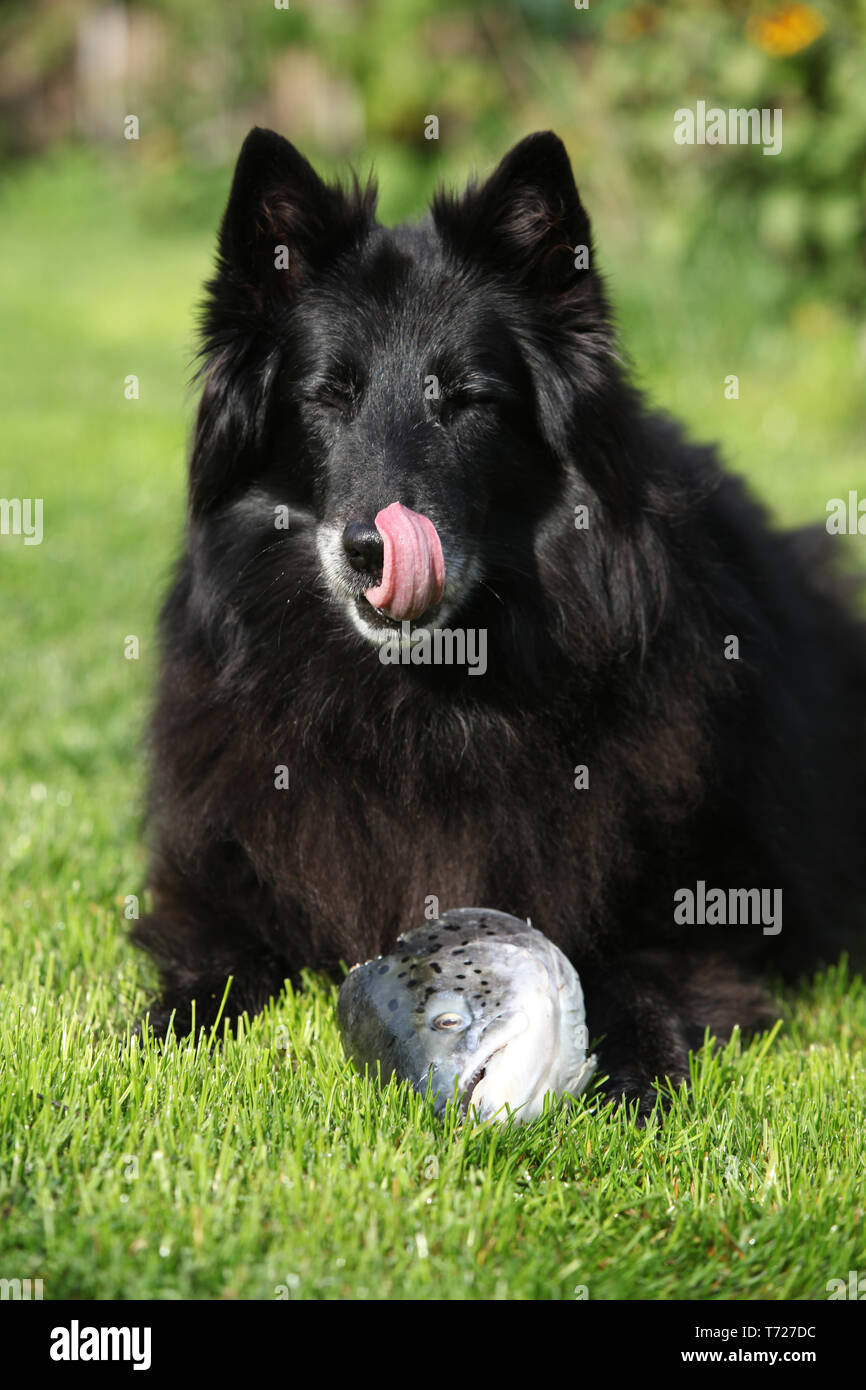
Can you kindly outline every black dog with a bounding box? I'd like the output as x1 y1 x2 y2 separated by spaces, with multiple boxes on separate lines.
134 129 866 1112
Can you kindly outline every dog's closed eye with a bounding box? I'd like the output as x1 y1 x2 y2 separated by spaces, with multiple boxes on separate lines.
314 385 357 411
437 388 500 427
301 375 361 415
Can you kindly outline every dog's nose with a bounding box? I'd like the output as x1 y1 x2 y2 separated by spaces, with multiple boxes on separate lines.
342 521 384 576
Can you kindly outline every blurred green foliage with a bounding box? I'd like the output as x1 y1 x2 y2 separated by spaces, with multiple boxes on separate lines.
1 1 864 306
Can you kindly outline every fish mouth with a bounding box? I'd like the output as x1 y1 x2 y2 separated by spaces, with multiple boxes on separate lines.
459 1044 506 1117
460 1065 486 1116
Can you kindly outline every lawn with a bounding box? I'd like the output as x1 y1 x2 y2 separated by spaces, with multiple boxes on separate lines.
0 150 864 1301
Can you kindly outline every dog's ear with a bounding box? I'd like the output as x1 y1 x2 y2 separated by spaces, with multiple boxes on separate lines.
189 130 376 516
434 135 634 516
432 131 591 294
432 132 593 300
215 127 376 296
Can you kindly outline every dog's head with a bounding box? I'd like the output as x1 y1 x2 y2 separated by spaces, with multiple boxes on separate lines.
189 129 621 647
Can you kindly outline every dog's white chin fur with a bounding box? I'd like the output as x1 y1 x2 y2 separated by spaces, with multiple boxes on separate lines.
316 522 479 647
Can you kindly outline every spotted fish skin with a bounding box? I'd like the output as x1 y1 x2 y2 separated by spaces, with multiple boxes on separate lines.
337 908 596 1123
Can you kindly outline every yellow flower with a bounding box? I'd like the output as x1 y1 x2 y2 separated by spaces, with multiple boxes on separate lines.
747 4 827 57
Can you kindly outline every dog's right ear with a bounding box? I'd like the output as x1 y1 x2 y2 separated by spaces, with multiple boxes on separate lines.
215 127 376 296
190 130 376 516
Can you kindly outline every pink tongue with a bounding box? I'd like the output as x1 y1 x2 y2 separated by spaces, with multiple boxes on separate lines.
364 502 446 621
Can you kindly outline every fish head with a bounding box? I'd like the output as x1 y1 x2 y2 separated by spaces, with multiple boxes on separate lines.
337 909 596 1123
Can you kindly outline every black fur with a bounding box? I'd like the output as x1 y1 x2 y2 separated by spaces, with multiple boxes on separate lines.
133 129 866 1113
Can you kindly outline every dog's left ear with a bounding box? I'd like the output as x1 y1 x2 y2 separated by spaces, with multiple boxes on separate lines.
432 132 593 299
435 135 631 515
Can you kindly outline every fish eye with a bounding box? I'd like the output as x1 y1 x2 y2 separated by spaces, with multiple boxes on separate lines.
431 1012 468 1031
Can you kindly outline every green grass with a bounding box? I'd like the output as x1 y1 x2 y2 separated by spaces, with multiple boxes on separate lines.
2 958 865 1300
0 150 864 1301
